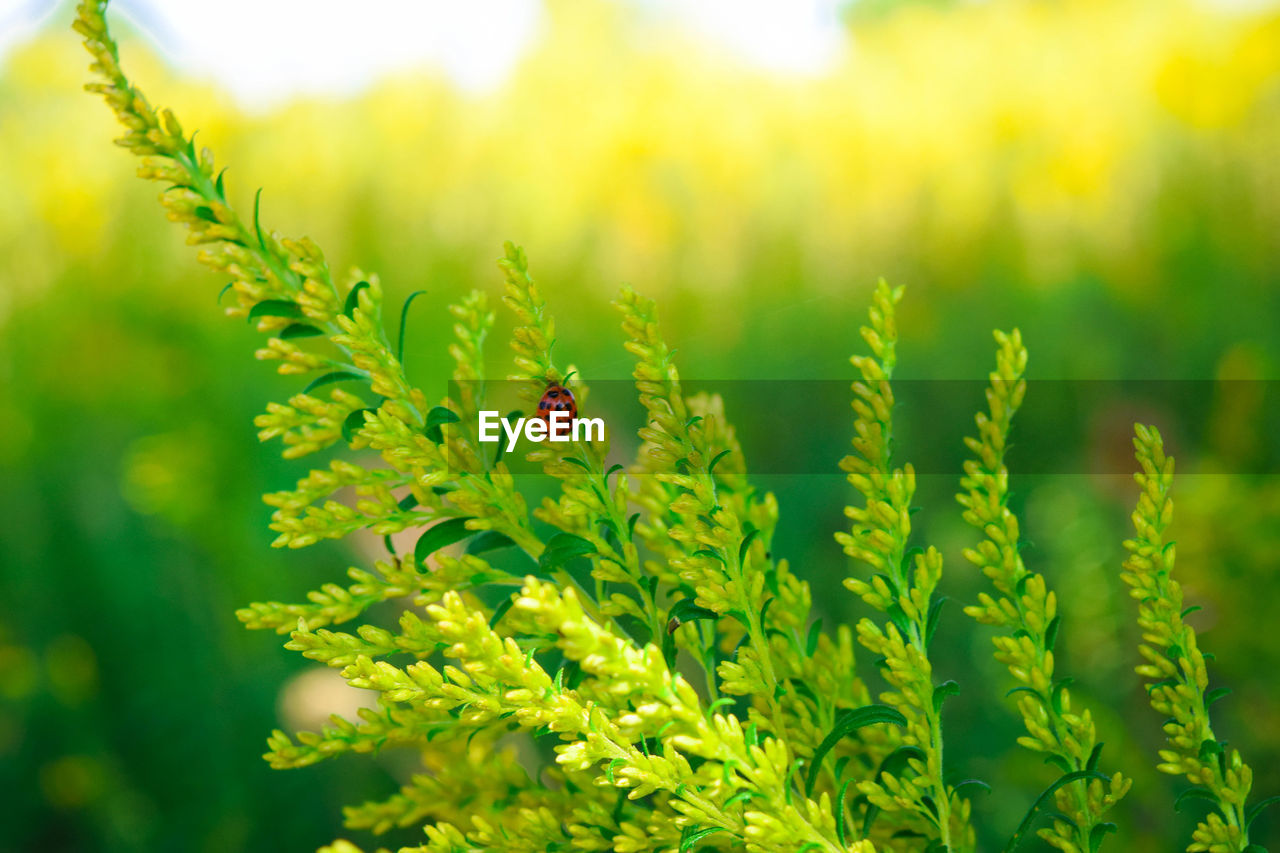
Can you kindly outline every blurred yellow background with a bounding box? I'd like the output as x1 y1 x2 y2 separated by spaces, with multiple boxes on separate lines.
1 0 1278 850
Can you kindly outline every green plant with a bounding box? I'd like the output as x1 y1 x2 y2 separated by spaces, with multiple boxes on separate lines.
74 2 1275 851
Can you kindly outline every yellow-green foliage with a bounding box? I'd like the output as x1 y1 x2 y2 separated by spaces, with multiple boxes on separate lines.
1123 427 1270 853
958 331 1131 852
75 1 1277 851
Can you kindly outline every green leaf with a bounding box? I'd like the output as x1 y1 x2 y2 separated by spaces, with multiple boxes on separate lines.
304 370 366 394
932 680 960 714
1086 742 1105 772
835 778 856 847
724 790 761 809
886 602 911 637
248 299 305 321
1050 677 1074 715
488 595 516 629
342 407 376 444
465 530 515 555
214 167 227 197
1198 739 1224 762
1003 770 1107 853
194 204 218 222
396 289 427 364
806 704 907 793
708 449 732 475
877 745 926 781
1088 822 1117 853
1205 686 1232 706
217 281 235 304
952 779 992 799
668 598 719 630
1246 794 1280 829
627 512 640 537
424 405 461 443
343 280 370 317
691 548 726 566
926 596 947 647
1173 785 1217 813
414 518 475 566
280 323 323 339
252 187 266 249
539 532 596 571
805 619 823 657
1044 614 1062 652
1043 754 1073 774
606 463 624 481
738 528 759 566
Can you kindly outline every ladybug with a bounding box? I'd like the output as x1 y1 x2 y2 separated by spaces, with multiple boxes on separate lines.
535 382 577 439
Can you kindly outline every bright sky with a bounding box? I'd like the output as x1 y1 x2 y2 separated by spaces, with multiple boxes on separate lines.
0 0 848 107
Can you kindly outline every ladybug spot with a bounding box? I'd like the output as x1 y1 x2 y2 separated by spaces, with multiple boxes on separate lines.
539 401 549 410
547 389 560 399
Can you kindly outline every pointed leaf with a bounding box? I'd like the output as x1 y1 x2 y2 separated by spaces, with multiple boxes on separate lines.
1044 614 1062 652
679 825 725 851
252 187 266 248
668 598 719 631
280 323 323 339
342 407 376 443
1246 794 1280 829
806 704 907 792
488 595 516 629
835 777 856 846
1086 742 1105 772
1003 770 1107 853
539 532 596 571
805 619 823 657
465 530 515 555
952 779 992 799
396 289 427 363
248 299 304 321
424 405 461 443
738 528 759 566
304 371 366 394
1088 822 1117 853
926 595 947 647
343 280 370 317
1173 785 1217 813
414 518 475 565
933 680 960 714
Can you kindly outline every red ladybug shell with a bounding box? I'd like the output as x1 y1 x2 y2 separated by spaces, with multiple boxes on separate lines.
535 383 577 438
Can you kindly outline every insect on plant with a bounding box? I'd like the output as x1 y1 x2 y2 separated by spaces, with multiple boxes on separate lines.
73 1 1277 851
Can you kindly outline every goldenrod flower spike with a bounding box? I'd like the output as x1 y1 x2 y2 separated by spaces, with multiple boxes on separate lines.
836 281 976 852
1124 425 1267 853
958 329 1130 852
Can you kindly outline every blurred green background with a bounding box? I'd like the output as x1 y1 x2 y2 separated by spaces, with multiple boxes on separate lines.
1 0 1278 850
